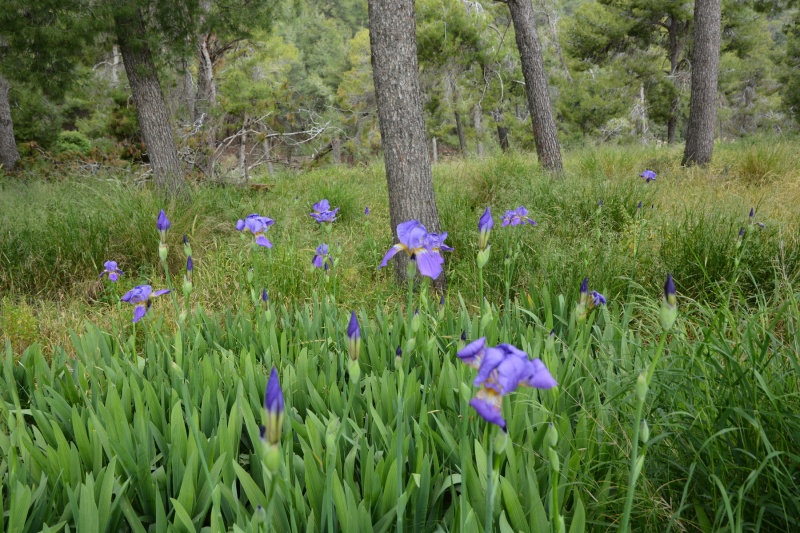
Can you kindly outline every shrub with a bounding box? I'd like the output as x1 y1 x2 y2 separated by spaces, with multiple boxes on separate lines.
54 130 92 154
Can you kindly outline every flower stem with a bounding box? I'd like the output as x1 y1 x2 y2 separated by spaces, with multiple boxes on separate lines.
484 428 494 533
619 331 668 532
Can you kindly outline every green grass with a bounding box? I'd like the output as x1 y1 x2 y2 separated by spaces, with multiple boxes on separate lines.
1 139 800 532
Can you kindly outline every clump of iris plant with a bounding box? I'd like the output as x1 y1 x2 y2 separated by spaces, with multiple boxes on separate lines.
100 261 123 282
457 337 557 431
576 277 606 322
310 199 339 224
236 213 275 248
312 244 333 270
501 206 537 227
260 367 284 473
121 284 171 322
640 170 657 183
379 220 450 280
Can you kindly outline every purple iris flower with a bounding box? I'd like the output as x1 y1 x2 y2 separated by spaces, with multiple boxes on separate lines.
312 243 333 270
236 213 275 248
478 207 494 250
501 207 537 227
379 220 448 280
749 207 755 220
640 170 657 183
457 338 556 430
598 200 604 207
120 284 170 323
100 260 123 282
424 232 453 253
365 207 370 215
186 256 193 272
637 201 643 210
310 199 340 223
260 367 284 446
157 210 171 232
347 311 361 361
588 290 607 309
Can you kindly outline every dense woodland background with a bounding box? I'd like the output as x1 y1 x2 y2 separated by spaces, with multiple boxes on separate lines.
2 0 799 180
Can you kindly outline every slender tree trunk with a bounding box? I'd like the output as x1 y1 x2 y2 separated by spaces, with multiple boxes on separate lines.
194 0 216 178
432 137 438 163
667 16 685 144
367 0 444 287
239 118 248 181
332 136 341 164
455 111 467 155
683 0 721 166
473 103 485 157
506 0 563 172
497 125 510 152
0 73 20 171
261 124 275 176
111 45 122 86
114 9 184 196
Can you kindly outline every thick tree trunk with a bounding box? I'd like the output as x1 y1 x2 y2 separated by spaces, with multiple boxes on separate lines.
455 111 467 155
507 0 563 172
367 0 444 287
473 103 485 157
682 0 721 166
114 9 184 196
0 73 20 171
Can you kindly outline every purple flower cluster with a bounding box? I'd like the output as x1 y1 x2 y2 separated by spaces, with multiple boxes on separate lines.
379 220 451 280
236 213 275 247
121 285 170 323
312 244 333 270
310 199 339 223
640 170 657 183
502 207 537 227
457 337 557 430
100 261 123 282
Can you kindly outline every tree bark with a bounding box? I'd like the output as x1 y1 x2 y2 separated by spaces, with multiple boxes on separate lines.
506 0 563 172
682 0 721 167
497 125 510 152
666 15 686 144
455 110 467 155
367 0 444 287
114 9 184 196
473 103 485 157
0 73 20 171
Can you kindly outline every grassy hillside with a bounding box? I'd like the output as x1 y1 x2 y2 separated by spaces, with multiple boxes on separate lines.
1 139 799 531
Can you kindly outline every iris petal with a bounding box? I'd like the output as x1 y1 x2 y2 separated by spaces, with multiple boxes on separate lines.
414 249 444 280
379 244 405 268
255 235 273 248
133 306 147 323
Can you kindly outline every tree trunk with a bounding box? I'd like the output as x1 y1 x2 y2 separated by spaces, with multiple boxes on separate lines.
667 15 685 145
0 73 20 171
473 103 485 157
332 136 341 164
497 125 510 152
239 119 248 181
507 0 563 172
432 137 438 163
111 45 122 86
194 0 216 178
114 9 184 196
367 0 444 287
455 111 467 155
261 125 275 176
682 0 721 166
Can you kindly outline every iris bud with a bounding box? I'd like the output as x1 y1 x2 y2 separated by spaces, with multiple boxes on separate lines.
547 423 558 448
158 243 168 262
477 246 491 269
494 429 508 455
640 419 650 444
547 447 560 473
636 373 648 402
